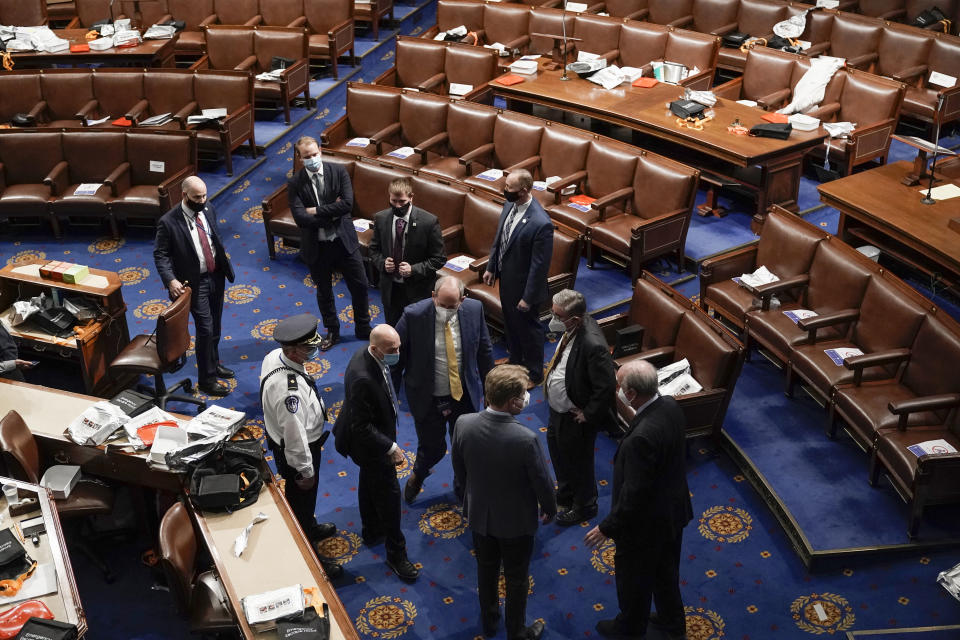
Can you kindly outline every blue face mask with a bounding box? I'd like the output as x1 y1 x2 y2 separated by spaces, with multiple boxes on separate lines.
383 351 400 367
303 155 322 171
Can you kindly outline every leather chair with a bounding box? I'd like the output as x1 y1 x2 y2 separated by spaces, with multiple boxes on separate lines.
48 130 126 238
785 272 928 405
870 23 934 84
411 174 467 255
698 206 829 332
158 501 236 634
0 410 115 581
527 125 593 209
191 70 257 176
441 42 500 100
860 0 907 20
684 0 739 37
110 129 197 226
38 71 97 128
108 287 207 413
305 0 355 79
349 159 403 256
901 36 960 127
617 21 670 73
261 0 307 27
646 0 694 27
114 0 169 26
383 37 448 91
465 228 583 329
354 0 393 41
373 92 449 166
321 82 402 157
0 0 47 25
462 113 544 193
438 192 509 288
820 13 884 69
713 47 799 110
716 0 788 72
744 239 874 366
481 3 531 51
89 69 146 128
0 70 44 129
419 100 498 181
430 0 484 37
588 151 697 280
166 0 217 58
213 0 261 26
0 131 62 233
545 140 638 236
527 8 575 56
588 0 648 20
65 0 118 27
605 272 745 442
573 13 622 63
142 70 197 129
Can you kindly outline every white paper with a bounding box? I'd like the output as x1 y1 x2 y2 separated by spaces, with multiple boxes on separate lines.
816 0 838 7
736 99 759 107
919 184 960 201
588 66 627 91
0 563 57 605
86 116 111 126
233 512 269 557
475 168 504 181
520 54 541 61
187 405 245 438
385 146 416 159
509 59 538 74
783 309 817 324
149 160 165 173
201 108 228 118
353 218 371 231
929 71 957 88
74 183 103 196
123 406 183 447
907 439 958 457
577 51 599 62
443 255 474 272
242 584 304 624
67 401 128 446
345 137 370 147
448 83 473 96
738 265 779 289
566 2 588 11
657 359 702 397
139 112 172 126
149 425 188 464
824 347 863 366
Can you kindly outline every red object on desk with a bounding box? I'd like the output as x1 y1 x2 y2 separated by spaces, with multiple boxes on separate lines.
495 74 526 86
632 77 658 88
761 112 789 123
0 600 54 639
111 117 133 127
569 195 596 206
69 44 90 53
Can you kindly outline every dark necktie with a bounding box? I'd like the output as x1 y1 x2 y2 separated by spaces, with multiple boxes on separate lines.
498 204 519 266
194 214 216 273
311 171 324 202
393 217 406 265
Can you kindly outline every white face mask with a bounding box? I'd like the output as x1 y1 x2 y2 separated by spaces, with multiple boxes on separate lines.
435 306 456 324
548 316 567 333
617 388 632 407
521 390 530 410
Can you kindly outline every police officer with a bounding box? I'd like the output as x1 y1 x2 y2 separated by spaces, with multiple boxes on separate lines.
260 313 343 579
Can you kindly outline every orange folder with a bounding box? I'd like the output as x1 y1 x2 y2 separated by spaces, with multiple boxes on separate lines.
632 77 658 88
495 74 526 86
761 112 789 124
111 117 133 127
69 44 90 53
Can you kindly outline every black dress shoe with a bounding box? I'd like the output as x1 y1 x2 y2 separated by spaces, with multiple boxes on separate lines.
403 472 423 504
555 508 597 526
311 522 337 541
216 364 235 379
482 613 500 637
320 333 339 351
198 381 230 396
386 556 420 582
321 560 343 580
595 619 643 639
523 619 545 640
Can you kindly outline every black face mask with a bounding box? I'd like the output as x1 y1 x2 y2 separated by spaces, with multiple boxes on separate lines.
391 203 409 217
184 198 205 213
503 189 520 202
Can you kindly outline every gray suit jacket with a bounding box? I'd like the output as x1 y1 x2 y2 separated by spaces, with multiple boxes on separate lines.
452 410 557 538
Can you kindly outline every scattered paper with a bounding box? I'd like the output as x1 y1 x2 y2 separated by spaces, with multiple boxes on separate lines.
123 406 183 448
234 512 269 557
577 51 599 62
444 255 474 272
737 265 779 289
187 405 245 439
907 439 958 457
74 183 103 196
657 359 703 397
824 347 863 366
918 184 960 201
67 401 129 446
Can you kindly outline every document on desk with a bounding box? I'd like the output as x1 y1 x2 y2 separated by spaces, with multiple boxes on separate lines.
918 184 960 201
242 584 305 625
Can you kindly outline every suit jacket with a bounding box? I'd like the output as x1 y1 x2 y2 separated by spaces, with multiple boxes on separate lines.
562 315 617 432
393 297 494 419
287 163 358 262
599 396 692 541
333 347 398 465
154 203 235 290
486 197 554 307
452 410 557 538
368 206 446 310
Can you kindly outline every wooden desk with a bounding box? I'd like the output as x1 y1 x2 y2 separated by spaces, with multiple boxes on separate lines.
11 30 178 68
818 160 960 295
0 476 85 636
0 379 358 639
490 64 827 231
0 260 131 397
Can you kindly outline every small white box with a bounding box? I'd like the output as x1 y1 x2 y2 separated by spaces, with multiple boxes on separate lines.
856 245 880 262
40 465 81 500
150 426 188 464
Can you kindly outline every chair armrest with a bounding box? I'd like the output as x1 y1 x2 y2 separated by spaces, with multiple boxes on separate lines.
667 15 693 28
889 393 960 429
539 0 562 7
43 161 69 197
235 55 258 71
469 256 490 273
679 67 715 90
628 8 649 20
157 166 194 211
844 347 910 385
76 99 99 122
103 162 131 197
804 41 830 57
586 2 605 13
891 64 927 83
713 78 743 100
546 169 587 203
848 118 896 164
28 100 48 122
329 17 354 52
125 99 150 123
414 131 449 163
188 55 210 70
459 142 495 175
803 102 840 121
600 49 620 64
710 22 738 36
220 103 254 140
504 155 541 175
754 273 809 309
65 17 80 29
877 8 907 20
418 72 447 92
199 14 218 27
846 52 878 70
756 88 792 110
245 14 263 26
262 184 288 222
504 34 531 51
630 206 688 233
624 346 676 366
320 115 348 147
370 121 402 154
699 244 758 286
797 308 859 342
172 101 199 125
287 16 307 28
593 187 634 220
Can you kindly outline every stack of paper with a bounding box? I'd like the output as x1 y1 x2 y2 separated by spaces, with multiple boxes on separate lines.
187 405 245 438
443 255 474 272
123 406 183 448
243 585 305 626
67 401 129 446
449 83 473 97
386 146 416 159
143 24 176 39
509 59 538 75
475 168 504 182
140 113 173 126
907 439 958 457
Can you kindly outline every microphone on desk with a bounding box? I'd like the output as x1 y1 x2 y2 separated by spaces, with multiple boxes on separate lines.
921 92 947 206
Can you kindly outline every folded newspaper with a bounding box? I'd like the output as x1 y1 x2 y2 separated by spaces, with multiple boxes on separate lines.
736 265 779 289
256 69 285 83
186 405 246 438
143 24 176 39
66 401 130 446
657 358 703 397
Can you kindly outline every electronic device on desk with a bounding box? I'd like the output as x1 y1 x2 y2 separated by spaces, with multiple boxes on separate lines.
670 100 706 120
27 306 76 338
612 324 644 359
62 297 101 322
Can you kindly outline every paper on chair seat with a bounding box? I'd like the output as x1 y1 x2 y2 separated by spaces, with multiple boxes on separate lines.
449 83 473 96
657 358 703 397
74 183 103 196
824 347 863 366
345 137 370 147
782 309 817 324
736 265 779 289
444 255 474 272
907 439 958 457
386 146 416 159
353 219 371 232
566 2 588 11
475 168 504 181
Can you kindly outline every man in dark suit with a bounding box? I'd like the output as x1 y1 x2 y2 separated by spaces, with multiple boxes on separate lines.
332 324 419 582
482 169 554 384
544 289 617 526
585 360 692 640
288 136 371 350
0 323 34 382
154 176 236 396
393 275 494 504
369 177 446 326
452 364 555 640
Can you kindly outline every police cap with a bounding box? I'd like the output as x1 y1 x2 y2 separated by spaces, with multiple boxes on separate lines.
273 313 323 346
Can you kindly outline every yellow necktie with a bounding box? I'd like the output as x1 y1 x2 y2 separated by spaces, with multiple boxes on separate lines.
543 332 571 390
445 322 463 401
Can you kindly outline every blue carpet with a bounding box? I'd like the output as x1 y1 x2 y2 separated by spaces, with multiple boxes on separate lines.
686 191 757 262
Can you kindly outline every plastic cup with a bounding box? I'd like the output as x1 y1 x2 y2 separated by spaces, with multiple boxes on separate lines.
2 484 18 507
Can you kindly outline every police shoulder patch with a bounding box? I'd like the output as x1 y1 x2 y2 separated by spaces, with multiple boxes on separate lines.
287 373 298 391
285 396 300 414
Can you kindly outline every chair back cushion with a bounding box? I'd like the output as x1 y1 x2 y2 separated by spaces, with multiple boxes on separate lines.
483 4 529 47
158 501 197 616
411 177 465 231
629 277 687 350
117 0 169 26
741 49 796 103
839 72 903 126
63 131 126 183
852 275 927 355
674 313 736 390
583 141 638 199
736 0 787 37
492 113 543 169
305 0 352 33
618 21 668 68
804 240 873 312
93 70 146 119
828 15 883 61
261 0 304 26
446 101 497 157
436 0 484 32
0 411 40 484
346 84 401 137
902 312 960 404
755 209 826 280
395 38 446 89
875 26 933 79
538 126 592 182
647 0 693 24
444 44 499 89
254 28 307 72
40 71 95 121
0 0 45 25
528 9 574 55
214 0 258 25
194 70 251 112
126 130 194 186
573 14 622 57
145 71 196 116
398 93 448 147
692 0 738 34
352 162 400 220
631 153 697 218
462 192 502 257
77 0 117 27
167 0 214 28
205 27 255 70
0 72 43 123
157 287 193 367
0 131 62 185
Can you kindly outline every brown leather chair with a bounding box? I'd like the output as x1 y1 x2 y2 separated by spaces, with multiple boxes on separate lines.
0 71 44 126
442 42 499 100
589 0 648 20
860 0 907 20
430 0 484 37
65 0 118 27
109 287 207 413
685 0 739 36
158 501 236 634
0 0 47 25
901 36 960 128
0 130 62 233
411 175 467 255
713 47 796 109
646 0 693 27
380 36 448 91
0 410 115 580
573 13 622 63
717 0 787 72
166 0 217 58
419 100 498 181
373 92 449 166
191 70 257 176
114 0 169 26
588 151 697 280
305 0 355 79
481 3 531 51
354 0 393 41
321 82 402 157
110 129 197 226
527 125 593 209
821 13 885 69
436 192 504 288
461 113 544 192
262 0 307 27
870 23 934 84
38 71 97 128
213 0 261 26
617 21 669 72
527 8 575 56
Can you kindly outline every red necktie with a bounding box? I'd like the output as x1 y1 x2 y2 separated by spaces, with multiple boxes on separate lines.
393 217 406 265
194 214 216 273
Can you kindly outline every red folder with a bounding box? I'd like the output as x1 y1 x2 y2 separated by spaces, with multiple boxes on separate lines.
69 44 90 53
761 112 789 124
495 74 526 86
111 117 133 127
632 77 658 88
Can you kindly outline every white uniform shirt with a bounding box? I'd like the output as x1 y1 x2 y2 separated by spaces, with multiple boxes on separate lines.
433 311 463 397
545 333 577 413
181 207 217 274
260 348 326 478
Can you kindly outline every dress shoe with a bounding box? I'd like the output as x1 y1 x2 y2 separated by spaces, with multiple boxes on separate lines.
482 612 501 637
595 619 643 639
321 560 343 580
198 381 230 396
216 364 235 379
403 472 423 504
311 522 337 541
320 333 339 351
522 619 545 640
555 507 598 526
386 556 420 582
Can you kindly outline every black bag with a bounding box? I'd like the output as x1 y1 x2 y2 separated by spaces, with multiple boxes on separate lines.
913 6 948 27
11 114 35 127
277 605 331 640
271 56 296 71
767 35 801 53
14 618 78 640
188 440 264 512
160 19 187 31
110 389 157 418
749 122 792 139
0 529 32 582
669 99 706 120
722 32 749 48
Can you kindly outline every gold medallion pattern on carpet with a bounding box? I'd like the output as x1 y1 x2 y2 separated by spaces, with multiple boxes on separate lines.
417 503 467 539
698 505 753 543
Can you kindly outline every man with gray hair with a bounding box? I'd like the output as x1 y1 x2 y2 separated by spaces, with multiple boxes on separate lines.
483 169 554 384
585 360 692 640
544 288 616 526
